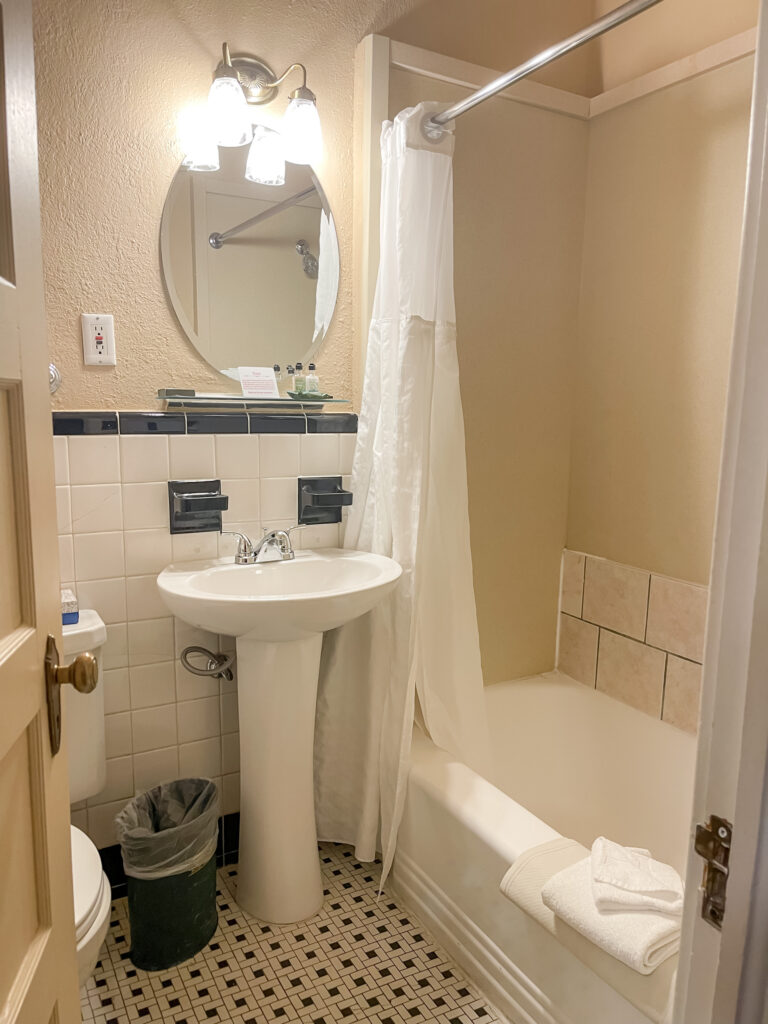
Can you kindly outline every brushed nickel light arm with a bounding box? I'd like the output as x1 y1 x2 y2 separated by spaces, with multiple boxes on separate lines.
215 44 315 106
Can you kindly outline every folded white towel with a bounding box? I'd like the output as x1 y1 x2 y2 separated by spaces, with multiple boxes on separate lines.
541 857 681 975
591 838 684 916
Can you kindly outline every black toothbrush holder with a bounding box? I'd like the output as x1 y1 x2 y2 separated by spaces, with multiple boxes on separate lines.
298 477 353 525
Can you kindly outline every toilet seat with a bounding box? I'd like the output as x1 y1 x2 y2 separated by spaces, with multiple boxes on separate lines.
70 825 110 943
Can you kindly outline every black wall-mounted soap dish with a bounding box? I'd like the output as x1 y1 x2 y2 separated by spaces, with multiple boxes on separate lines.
168 479 229 534
298 477 353 525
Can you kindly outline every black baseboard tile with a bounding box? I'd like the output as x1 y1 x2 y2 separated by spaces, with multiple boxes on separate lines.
306 413 358 433
248 413 306 434
187 413 249 434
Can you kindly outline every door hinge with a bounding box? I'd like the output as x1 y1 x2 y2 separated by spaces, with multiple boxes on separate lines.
694 814 732 930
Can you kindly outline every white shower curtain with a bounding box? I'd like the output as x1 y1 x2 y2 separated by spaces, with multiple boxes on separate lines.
314 103 489 879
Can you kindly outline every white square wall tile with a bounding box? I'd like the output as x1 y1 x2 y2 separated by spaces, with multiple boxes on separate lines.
87 798 130 849
56 486 71 533
58 535 74 583
103 668 130 714
221 732 240 774
300 433 340 476
131 704 177 753
171 531 218 562
133 746 180 793
175 660 220 701
169 435 215 479
179 737 221 778
75 577 127 624
173 619 219 657
260 477 297 521
177 696 220 743
53 436 69 485
127 617 174 666
102 623 128 670
220 691 239 734
124 529 172 576
87 755 134 807
215 434 259 479
122 483 168 530
68 435 120 485
259 434 300 478
129 661 176 709
104 711 132 758
120 435 169 484
339 433 356 475
222 772 240 814
221 478 260 523
73 532 124 581
70 484 123 534
297 523 339 549
126 574 168 620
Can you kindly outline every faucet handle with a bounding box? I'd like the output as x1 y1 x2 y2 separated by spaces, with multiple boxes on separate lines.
221 530 256 563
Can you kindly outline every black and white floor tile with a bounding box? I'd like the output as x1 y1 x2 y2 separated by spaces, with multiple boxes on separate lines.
81 842 501 1024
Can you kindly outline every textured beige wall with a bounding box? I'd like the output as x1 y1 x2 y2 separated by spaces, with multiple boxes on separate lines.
567 57 754 584
389 70 589 683
33 0 423 410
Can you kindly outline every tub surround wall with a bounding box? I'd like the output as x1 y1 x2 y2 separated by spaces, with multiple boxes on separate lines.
567 56 754 585
54 412 355 850
558 549 706 733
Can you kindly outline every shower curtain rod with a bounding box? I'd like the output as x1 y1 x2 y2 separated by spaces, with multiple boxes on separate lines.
424 0 663 137
208 185 317 249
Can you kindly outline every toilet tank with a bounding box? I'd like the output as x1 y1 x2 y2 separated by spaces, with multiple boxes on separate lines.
62 610 107 804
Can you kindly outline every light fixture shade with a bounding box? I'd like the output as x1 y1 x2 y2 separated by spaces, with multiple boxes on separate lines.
282 96 322 165
208 75 253 147
177 105 220 172
245 126 286 186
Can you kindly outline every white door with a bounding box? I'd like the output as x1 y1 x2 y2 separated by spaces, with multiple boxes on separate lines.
0 0 82 1022
675 1 768 1021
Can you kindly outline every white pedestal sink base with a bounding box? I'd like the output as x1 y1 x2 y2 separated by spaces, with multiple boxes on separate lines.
235 633 325 924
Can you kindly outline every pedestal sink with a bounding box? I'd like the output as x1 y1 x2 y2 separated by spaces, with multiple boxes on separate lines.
157 548 401 924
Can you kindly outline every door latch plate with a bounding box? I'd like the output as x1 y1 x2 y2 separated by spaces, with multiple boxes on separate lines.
694 814 732 929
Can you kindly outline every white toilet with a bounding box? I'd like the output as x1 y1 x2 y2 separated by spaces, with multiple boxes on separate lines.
62 610 112 986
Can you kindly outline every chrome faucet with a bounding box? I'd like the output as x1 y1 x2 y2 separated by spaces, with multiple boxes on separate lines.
222 529 296 565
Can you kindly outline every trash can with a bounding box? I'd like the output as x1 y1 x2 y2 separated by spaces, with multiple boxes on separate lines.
115 778 219 971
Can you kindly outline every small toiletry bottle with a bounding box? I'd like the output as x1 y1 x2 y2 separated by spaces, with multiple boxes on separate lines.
285 365 295 392
306 363 320 394
294 362 307 393
273 363 282 386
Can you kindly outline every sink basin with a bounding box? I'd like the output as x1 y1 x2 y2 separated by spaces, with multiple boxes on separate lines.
157 547 401 925
157 548 401 641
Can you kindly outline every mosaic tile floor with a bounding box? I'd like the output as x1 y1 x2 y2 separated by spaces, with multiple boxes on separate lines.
80 842 501 1024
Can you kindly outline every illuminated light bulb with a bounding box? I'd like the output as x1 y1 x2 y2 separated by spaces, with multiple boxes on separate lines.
245 126 286 186
282 90 322 165
208 74 253 147
177 105 219 172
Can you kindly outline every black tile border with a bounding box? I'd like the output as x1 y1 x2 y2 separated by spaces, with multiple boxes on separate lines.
97 813 240 895
53 411 357 436
52 412 118 435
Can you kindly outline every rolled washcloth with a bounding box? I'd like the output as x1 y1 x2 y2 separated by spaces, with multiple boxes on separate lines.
591 838 684 916
541 857 681 974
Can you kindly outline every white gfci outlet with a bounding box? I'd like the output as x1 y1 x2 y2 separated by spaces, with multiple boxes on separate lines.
81 313 117 366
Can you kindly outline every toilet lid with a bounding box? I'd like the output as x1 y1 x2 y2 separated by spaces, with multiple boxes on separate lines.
70 826 109 942
62 610 106 658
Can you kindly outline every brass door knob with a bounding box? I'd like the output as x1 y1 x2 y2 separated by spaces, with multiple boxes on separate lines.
45 635 99 755
55 651 98 693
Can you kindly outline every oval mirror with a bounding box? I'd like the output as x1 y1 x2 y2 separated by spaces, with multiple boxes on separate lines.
160 150 339 377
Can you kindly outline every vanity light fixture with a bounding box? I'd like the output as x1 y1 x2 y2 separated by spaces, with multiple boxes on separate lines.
180 43 323 179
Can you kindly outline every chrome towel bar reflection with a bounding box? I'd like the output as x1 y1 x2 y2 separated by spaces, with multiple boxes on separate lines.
209 184 317 249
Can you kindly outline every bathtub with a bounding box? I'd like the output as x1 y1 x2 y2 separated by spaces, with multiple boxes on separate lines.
391 671 697 1024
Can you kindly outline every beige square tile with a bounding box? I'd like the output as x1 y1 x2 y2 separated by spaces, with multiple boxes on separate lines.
131 703 177 753
259 434 300 478
53 436 69 485
178 737 221 778
557 613 598 687
86 755 133 807
75 577 126 624
127 617 174 666
646 575 708 662
129 661 176 709
663 656 702 734
596 630 666 717
561 550 585 617
133 746 179 793
582 557 649 640
214 434 259 479
222 772 240 815
119 435 169 484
